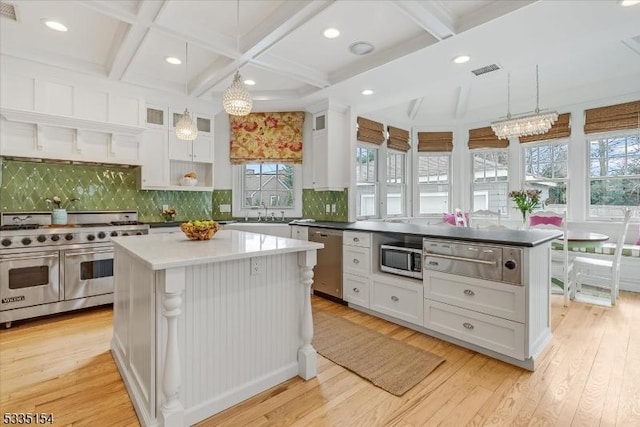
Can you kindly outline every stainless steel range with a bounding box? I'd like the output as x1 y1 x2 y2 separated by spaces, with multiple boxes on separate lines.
0 211 149 327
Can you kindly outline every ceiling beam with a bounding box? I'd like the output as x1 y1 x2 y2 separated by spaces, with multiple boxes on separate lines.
408 98 424 121
192 0 335 97
390 0 456 41
251 54 330 89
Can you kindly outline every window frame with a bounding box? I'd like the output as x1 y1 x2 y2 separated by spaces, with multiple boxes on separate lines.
355 144 380 219
522 138 570 215
232 163 302 218
470 148 509 217
385 149 407 217
414 151 452 217
586 129 640 220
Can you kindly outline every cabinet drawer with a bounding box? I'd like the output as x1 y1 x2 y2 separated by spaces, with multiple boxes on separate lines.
371 277 423 325
343 231 371 248
424 299 525 360
343 246 370 277
343 274 370 308
290 225 308 240
424 271 525 323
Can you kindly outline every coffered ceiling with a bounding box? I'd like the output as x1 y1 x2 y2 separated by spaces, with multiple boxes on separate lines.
1 0 639 126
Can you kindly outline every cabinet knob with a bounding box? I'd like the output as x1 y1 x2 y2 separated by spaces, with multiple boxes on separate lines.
391 295 399 302
463 289 475 296
352 258 359 264
353 237 359 242
463 322 474 330
353 287 360 293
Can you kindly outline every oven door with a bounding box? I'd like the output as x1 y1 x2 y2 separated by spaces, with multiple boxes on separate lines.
0 250 60 310
63 248 114 300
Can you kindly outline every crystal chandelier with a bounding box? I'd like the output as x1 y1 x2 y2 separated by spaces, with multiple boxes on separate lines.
175 42 198 141
222 0 252 116
491 65 558 140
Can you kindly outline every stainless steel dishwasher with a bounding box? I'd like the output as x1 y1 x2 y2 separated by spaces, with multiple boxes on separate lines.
308 227 343 300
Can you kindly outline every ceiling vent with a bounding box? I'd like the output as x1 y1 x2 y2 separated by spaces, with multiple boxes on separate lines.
471 64 501 76
0 1 17 21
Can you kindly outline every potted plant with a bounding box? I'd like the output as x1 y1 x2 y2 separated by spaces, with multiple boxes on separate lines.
509 189 542 228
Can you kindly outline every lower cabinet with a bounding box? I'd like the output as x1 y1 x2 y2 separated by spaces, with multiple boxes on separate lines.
424 299 525 360
343 273 370 307
371 274 423 326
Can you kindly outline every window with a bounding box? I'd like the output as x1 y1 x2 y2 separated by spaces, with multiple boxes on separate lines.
471 150 508 215
524 140 568 213
233 163 302 218
417 153 450 215
588 131 640 217
386 151 406 216
356 146 378 218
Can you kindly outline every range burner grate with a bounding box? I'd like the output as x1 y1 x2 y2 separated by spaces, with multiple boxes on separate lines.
0 224 40 231
111 220 145 226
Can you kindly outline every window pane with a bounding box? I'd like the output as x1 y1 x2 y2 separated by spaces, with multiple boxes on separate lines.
356 146 378 218
417 154 450 215
242 163 295 209
356 182 377 217
589 133 640 216
386 184 404 216
472 150 508 212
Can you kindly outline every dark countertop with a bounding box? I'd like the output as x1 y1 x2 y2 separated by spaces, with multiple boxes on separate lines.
289 221 561 247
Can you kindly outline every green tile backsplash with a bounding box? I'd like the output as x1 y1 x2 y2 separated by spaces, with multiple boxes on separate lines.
212 190 233 220
302 189 348 221
0 159 212 222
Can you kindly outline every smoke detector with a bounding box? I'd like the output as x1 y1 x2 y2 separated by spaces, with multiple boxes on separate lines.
349 41 374 56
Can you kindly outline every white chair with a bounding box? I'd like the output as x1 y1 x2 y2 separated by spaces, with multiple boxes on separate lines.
470 209 506 229
528 210 573 306
571 208 632 306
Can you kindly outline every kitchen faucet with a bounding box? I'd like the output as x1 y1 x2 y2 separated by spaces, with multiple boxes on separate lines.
261 202 267 220
280 211 285 222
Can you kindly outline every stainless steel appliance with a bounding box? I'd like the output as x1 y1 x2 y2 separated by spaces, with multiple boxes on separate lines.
423 239 522 285
380 242 423 279
308 227 343 300
0 211 148 327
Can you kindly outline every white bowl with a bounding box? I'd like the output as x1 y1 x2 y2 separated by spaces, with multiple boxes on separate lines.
181 177 197 186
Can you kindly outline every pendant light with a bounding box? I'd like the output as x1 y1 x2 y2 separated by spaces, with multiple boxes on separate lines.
175 42 198 141
222 0 252 116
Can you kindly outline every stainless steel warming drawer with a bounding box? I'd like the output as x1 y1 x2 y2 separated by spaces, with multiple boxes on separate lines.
423 239 522 285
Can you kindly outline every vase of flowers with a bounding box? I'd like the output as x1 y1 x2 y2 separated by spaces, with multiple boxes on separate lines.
161 207 177 222
45 196 79 225
509 189 542 229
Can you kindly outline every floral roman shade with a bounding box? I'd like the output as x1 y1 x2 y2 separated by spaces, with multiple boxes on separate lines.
230 112 305 164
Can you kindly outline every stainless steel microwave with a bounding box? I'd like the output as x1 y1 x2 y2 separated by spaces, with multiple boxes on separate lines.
380 242 423 279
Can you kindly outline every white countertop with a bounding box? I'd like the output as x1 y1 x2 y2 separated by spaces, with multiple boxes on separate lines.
111 229 323 270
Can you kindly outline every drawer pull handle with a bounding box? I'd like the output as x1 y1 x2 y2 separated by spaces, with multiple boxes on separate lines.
463 322 474 330
353 287 360 293
353 237 360 242
353 258 360 264
463 289 475 296
391 295 399 302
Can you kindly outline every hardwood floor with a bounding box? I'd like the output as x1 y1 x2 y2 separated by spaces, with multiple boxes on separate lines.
1 293 639 426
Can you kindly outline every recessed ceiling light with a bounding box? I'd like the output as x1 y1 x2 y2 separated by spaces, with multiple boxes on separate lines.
619 0 640 6
323 28 340 39
349 41 374 56
452 55 470 64
243 79 256 86
361 89 374 96
165 57 182 65
42 19 68 32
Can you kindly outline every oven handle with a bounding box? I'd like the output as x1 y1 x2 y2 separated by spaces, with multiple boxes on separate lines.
0 254 58 261
424 252 497 266
64 250 113 257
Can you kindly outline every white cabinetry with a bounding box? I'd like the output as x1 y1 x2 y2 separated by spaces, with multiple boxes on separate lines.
307 101 347 191
138 128 169 188
342 231 371 308
371 275 423 325
290 225 309 240
0 73 145 164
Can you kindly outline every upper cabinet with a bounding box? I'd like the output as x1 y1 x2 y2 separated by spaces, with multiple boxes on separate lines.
308 100 348 191
138 105 214 191
0 73 145 165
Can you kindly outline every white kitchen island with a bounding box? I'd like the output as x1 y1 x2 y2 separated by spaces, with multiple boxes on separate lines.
110 230 323 427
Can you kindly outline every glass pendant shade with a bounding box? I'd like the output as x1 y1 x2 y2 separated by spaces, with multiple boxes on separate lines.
491 111 558 140
223 71 253 116
175 108 198 141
